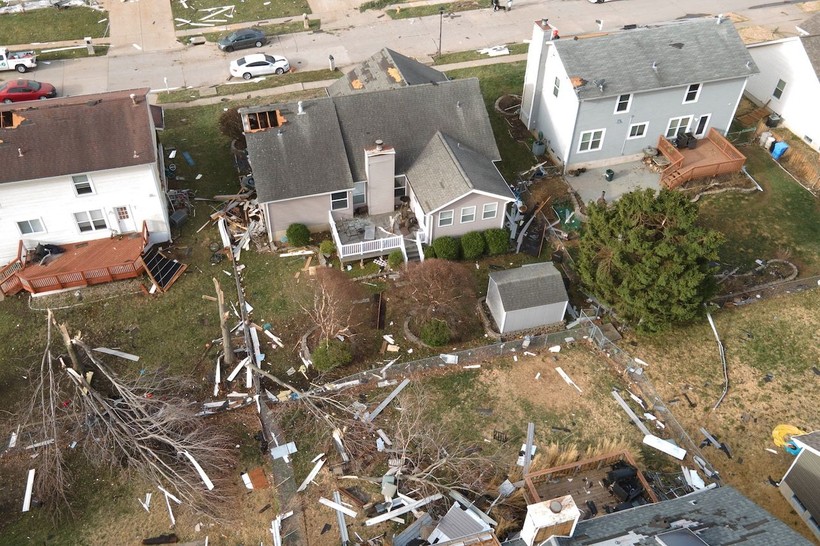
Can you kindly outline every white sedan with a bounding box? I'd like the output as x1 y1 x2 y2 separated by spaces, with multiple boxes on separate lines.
229 54 290 80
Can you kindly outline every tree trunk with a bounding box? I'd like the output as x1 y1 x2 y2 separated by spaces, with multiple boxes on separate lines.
56 315 81 373
213 278 234 366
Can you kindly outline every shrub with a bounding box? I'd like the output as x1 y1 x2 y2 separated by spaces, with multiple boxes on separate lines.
312 340 352 371
388 249 404 269
319 239 335 256
420 319 451 346
423 245 436 259
286 223 311 247
484 228 510 255
432 236 460 260
460 231 486 260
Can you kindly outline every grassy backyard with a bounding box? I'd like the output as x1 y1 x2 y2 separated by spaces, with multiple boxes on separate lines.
0 7 108 44
434 42 528 65
387 0 485 19
171 0 310 29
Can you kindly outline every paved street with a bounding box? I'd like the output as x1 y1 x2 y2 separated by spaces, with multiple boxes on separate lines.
29 0 818 97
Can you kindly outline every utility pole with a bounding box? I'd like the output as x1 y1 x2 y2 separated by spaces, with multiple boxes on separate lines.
438 8 444 58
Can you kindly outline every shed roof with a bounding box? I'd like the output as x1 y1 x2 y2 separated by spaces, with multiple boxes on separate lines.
0 88 156 184
327 48 448 96
489 262 568 311
553 19 758 100
406 132 514 213
794 430 820 453
783 449 820 521
433 504 490 541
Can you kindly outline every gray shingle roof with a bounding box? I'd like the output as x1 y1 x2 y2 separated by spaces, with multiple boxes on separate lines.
406 132 514 213
243 99 353 203
434 504 489 541
800 35 820 79
783 449 820 521
244 77 501 204
327 48 448 97
489 262 568 311
0 89 156 184
555 486 813 545
553 19 758 100
795 430 820 453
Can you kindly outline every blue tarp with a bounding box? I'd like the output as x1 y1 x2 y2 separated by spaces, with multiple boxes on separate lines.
771 141 789 160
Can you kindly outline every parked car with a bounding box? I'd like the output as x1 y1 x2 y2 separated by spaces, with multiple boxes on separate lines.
0 79 57 103
229 54 290 80
0 47 37 73
217 28 267 52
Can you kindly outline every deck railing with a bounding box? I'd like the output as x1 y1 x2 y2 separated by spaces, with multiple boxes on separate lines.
658 129 746 189
329 211 405 261
0 241 25 296
17 260 143 293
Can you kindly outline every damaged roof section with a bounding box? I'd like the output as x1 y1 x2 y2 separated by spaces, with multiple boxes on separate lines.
327 47 449 96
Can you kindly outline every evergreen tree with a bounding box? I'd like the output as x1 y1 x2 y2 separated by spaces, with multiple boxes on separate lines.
578 189 722 332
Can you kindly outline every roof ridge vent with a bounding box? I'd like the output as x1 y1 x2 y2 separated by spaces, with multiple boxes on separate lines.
717 13 724 24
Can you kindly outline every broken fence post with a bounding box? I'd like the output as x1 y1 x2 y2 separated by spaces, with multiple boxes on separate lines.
22 469 35 512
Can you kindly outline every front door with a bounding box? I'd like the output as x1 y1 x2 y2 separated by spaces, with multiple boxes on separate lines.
694 114 711 137
114 206 136 233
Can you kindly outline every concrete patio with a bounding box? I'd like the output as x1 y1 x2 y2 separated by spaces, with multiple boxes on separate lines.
565 161 661 206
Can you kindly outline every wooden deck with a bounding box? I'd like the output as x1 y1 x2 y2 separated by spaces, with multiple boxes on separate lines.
658 128 746 189
1 224 148 296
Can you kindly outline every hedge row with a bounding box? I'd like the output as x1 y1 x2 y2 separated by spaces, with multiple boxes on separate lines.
427 228 510 261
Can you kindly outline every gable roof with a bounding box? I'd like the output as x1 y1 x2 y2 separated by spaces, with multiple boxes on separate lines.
553 19 758 100
783 448 820 521
327 48 448 96
244 77 501 203
0 88 157 184
552 486 813 546
489 262 568 311
406 132 514 213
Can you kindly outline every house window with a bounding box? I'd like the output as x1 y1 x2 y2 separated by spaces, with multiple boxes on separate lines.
665 116 692 138
72 174 94 196
683 83 701 104
17 218 45 235
352 181 366 206
627 122 648 139
578 129 605 153
793 494 807 512
460 206 476 224
438 210 454 227
615 94 631 113
330 191 348 211
74 210 107 232
482 202 498 220
553 77 560 98
773 79 786 99
394 176 406 199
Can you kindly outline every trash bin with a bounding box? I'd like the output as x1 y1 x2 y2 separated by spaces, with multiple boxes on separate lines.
604 169 614 182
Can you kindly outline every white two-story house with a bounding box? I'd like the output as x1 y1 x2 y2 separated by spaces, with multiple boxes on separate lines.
520 18 758 172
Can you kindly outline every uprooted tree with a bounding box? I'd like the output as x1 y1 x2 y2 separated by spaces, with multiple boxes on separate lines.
16 312 234 517
302 268 366 347
577 188 723 332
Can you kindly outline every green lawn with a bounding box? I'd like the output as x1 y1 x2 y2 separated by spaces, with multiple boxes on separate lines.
0 7 108 44
387 0 485 19
434 42 528 65
171 0 310 29
697 146 820 275
202 18 320 42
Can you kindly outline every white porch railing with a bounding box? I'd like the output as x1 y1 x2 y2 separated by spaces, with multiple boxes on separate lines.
329 211 405 261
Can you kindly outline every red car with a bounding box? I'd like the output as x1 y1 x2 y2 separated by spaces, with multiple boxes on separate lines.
0 79 57 103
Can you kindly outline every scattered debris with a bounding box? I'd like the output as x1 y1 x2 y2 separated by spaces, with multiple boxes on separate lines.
93 347 140 361
555 367 582 393
643 434 686 460
139 492 152 512
297 458 325 492
319 496 357 518
612 390 651 436
440 353 459 364
365 493 443 526
363 378 410 423
22 469 35 512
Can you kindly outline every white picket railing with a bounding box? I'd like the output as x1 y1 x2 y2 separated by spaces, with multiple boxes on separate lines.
329 210 404 260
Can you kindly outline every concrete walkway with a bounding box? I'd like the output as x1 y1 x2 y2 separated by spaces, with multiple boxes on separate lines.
102 0 181 54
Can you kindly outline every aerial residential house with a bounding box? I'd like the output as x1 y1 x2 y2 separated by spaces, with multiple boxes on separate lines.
745 14 820 152
486 262 568 334
0 89 172 295
520 18 758 176
240 48 515 263
779 431 820 541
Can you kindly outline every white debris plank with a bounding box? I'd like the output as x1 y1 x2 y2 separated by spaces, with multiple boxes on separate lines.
296 459 325 492
270 442 298 461
226 356 250 382
164 491 176 527
319 496 357 518
271 516 282 546
364 378 410 423
611 390 651 436
365 493 442 526
241 472 253 489
139 492 152 512
643 434 686 460
334 491 350 544
279 250 314 257
448 490 498 527
22 469 35 512
555 367 582 393
213 357 221 397
523 422 535 475
376 429 393 446
182 450 214 490
93 347 140 361
157 485 181 505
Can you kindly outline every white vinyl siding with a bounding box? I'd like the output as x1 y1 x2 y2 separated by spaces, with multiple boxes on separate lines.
17 218 46 235
614 94 631 113
683 83 701 104
74 209 107 232
665 116 692 138
72 174 94 196
578 129 605 153
438 209 454 227
627 122 648 140
330 191 348 211
482 202 498 220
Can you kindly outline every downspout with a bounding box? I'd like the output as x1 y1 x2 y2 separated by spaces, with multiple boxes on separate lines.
563 95 583 174
620 114 634 156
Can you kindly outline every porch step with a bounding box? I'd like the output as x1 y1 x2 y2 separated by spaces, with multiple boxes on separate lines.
404 240 421 263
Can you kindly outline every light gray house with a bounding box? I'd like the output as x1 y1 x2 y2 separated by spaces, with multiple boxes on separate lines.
779 431 820 541
520 18 758 172
241 48 515 263
486 262 568 334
